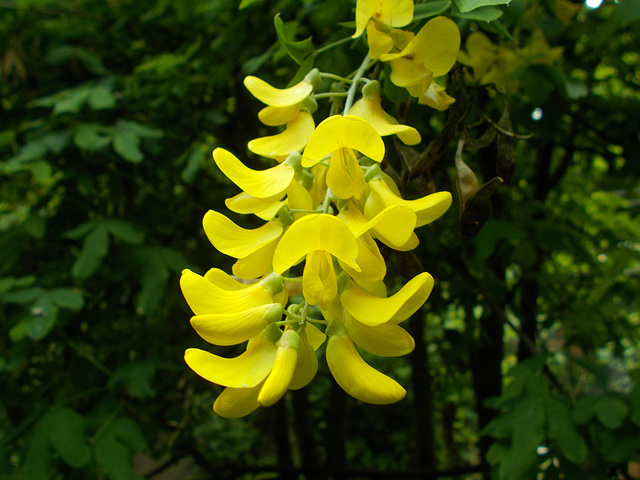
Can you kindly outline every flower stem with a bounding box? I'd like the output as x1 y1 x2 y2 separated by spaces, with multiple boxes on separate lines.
343 55 372 115
315 35 353 55
319 73 353 84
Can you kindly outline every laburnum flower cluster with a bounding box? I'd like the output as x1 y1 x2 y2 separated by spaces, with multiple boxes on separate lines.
181 0 461 418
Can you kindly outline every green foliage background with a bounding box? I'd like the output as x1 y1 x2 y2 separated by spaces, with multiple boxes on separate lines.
1 0 639 479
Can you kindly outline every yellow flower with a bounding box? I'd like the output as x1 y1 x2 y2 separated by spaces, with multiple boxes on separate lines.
180 269 283 315
325 319 406 404
381 16 460 107
353 0 414 58
348 80 421 145
202 209 283 262
248 111 315 159
273 213 360 307
365 174 452 228
302 115 384 199
343 311 414 357
340 272 434 326
212 148 298 199
256 329 301 407
244 75 314 107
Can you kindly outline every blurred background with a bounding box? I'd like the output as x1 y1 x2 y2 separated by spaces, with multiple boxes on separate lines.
1 0 639 479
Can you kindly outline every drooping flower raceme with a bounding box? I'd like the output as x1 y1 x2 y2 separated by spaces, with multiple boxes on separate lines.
181 2 459 417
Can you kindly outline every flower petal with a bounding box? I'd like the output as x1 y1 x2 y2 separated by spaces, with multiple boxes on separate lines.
248 111 315 159
180 269 273 315
184 334 278 388
257 329 300 406
244 76 313 107
225 192 286 221
302 250 338 308
412 16 461 77
288 337 318 390
340 272 434 326
327 147 366 200
213 148 294 198
344 313 415 357
202 210 283 259
213 384 262 418
272 214 360 273
366 22 394 59
259 104 300 126
232 238 279 280
326 330 405 404
367 179 452 227
338 233 386 290
191 303 283 346
302 115 384 167
348 82 421 145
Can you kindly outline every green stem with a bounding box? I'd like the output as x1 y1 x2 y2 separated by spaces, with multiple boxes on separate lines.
314 92 348 100
319 73 353 84
343 55 372 115
315 35 353 55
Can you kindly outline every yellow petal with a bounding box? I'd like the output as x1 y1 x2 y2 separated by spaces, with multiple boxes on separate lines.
386 57 431 88
213 148 294 198
367 179 452 227
257 329 300 406
303 323 327 351
302 115 384 167
225 192 286 221
302 250 338 308
353 1 376 38
286 176 313 212
288 338 318 390
418 81 456 111
326 330 405 404
184 334 277 388
340 272 434 326
232 237 279 280
366 22 394 60
258 104 300 126
244 76 313 107
272 214 360 273
327 147 366 200
191 303 283 346
180 269 273 315
338 233 386 289
213 384 262 418
341 200 416 248
202 210 283 259
344 312 415 357
412 16 461 77
248 111 315 159
203 267 249 290
348 83 421 145
377 0 414 28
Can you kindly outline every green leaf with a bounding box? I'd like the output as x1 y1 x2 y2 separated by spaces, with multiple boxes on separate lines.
572 395 598 425
2 286 45 304
113 127 143 163
630 387 640 427
46 406 92 468
239 0 262 9
499 399 545 480
0 275 35 296
454 0 510 12
45 45 107 75
65 220 99 240
49 288 85 310
274 14 315 65
413 1 452 21
74 123 113 151
54 86 92 115
109 362 157 399
15 417 51 480
452 5 503 22
27 295 59 340
136 254 169 315
180 144 205 183
72 223 110 281
594 394 628 429
88 85 116 110
545 398 587 464
105 219 145 245
93 417 147 480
